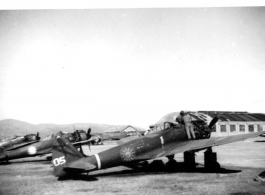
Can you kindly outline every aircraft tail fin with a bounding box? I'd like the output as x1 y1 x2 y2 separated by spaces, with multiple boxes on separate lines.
52 136 83 177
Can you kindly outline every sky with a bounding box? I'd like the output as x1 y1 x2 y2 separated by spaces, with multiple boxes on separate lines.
0 6 265 128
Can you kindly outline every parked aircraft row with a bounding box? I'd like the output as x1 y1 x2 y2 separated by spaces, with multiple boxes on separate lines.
1 111 264 181
0 133 40 151
0 129 94 162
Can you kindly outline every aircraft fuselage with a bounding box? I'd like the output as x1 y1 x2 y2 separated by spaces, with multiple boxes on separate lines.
80 124 187 170
0 139 54 161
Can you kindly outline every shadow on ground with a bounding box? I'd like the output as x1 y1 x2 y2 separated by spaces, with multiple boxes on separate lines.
94 164 241 177
58 174 98 182
59 161 242 181
255 140 265 142
0 159 50 165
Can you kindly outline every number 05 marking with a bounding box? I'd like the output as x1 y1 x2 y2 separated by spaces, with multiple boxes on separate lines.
53 156 66 166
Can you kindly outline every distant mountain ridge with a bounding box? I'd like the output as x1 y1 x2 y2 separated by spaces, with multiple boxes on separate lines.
0 119 127 139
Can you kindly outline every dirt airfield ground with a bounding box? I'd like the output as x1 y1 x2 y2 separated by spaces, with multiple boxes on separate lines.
0 137 265 195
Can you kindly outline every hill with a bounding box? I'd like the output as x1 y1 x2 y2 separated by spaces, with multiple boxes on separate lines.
0 119 126 139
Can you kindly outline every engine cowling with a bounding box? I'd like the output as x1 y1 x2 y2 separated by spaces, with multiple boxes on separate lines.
76 130 88 141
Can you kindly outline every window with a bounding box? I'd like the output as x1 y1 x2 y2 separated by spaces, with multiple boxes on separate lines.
258 124 263 132
248 125 254 132
220 125 226 132
230 125 236 132
156 124 162 131
239 125 245 132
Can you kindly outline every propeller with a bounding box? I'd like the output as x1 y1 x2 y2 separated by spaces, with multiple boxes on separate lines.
86 128 92 140
71 127 93 154
36 132 40 140
86 128 92 151
208 117 219 129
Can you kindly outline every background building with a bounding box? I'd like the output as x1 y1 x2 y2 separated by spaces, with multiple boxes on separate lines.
199 111 265 137
156 111 265 137
103 125 146 140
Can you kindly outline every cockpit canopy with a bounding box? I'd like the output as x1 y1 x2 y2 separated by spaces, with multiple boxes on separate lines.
24 134 40 141
150 121 182 132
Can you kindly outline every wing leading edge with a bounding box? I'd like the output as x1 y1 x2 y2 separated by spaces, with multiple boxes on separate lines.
5 140 40 151
155 131 265 158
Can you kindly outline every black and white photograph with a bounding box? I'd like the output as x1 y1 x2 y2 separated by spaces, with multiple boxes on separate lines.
0 1 265 195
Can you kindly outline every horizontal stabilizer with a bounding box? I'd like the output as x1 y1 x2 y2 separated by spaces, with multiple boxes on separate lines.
66 159 96 171
72 136 100 146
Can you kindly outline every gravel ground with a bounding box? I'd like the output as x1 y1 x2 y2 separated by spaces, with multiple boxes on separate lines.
0 137 265 195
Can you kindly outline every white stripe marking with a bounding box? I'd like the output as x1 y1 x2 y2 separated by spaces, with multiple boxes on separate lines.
160 136 164 145
94 154 101 169
160 136 164 149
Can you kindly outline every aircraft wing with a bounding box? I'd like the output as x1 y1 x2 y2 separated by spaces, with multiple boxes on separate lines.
154 131 265 158
72 136 100 146
72 140 91 146
5 140 40 151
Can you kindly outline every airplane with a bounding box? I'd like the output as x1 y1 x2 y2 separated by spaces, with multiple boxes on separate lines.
0 129 95 163
92 126 145 144
51 112 265 178
98 132 127 140
90 132 131 145
0 133 40 151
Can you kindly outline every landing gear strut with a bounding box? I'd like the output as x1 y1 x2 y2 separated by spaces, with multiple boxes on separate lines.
204 148 220 170
184 151 196 169
165 155 178 172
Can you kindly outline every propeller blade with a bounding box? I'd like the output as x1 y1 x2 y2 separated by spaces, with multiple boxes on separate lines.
87 128 91 135
36 132 40 140
86 128 92 140
208 117 219 129
88 142 91 151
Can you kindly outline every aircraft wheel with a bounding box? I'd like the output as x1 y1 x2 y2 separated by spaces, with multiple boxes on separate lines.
165 159 178 172
166 155 175 160
148 160 165 172
134 160 149 169
46 156 52 161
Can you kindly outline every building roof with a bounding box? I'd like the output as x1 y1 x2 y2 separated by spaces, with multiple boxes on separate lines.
119 125 138 132
199 111 265 122
156 111 265 124
105 125 146 133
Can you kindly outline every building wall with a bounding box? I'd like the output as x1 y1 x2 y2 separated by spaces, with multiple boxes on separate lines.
211 121 265 137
